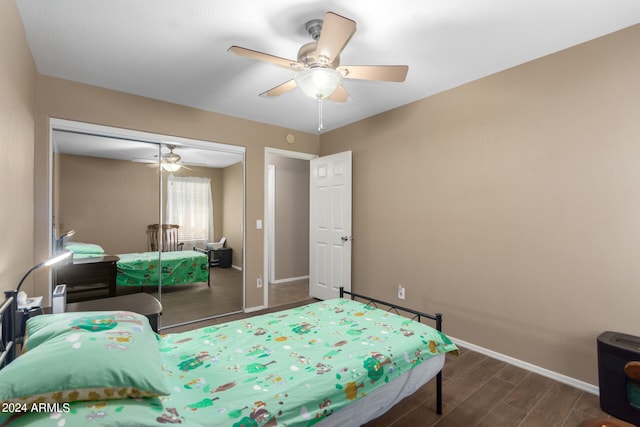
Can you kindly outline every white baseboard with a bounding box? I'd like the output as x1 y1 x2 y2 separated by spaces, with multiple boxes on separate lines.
270 275 309 285
244 305 265 313
450 336 599 396
231 265 242 271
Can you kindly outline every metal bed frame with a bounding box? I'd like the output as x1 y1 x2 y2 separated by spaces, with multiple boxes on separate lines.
0 290 17 368
0 288 447 418
339 287 445 415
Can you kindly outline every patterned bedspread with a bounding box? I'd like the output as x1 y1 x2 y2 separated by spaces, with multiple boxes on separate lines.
116 250 209 287
3 298 457 426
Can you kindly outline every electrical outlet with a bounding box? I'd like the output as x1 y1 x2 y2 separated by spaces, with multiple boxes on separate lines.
257 277 263 288
398 284 405 300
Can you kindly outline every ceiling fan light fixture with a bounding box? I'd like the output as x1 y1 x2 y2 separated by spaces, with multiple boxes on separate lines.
295 67 342 100
162 162 181 172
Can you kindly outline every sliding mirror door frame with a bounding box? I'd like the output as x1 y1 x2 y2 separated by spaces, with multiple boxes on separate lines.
49 118 246 328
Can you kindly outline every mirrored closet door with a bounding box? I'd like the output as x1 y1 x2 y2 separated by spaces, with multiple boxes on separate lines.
51 122 244 330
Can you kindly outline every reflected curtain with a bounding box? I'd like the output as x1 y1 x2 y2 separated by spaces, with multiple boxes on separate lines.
166 176 214 246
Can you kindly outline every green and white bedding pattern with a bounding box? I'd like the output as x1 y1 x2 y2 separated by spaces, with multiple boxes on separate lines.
64 242 105 259
116 250 209 287
3 298 457 426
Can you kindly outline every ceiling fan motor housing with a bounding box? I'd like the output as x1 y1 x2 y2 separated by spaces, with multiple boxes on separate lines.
299 18 340 68
297 42 340 68
161 145 180 163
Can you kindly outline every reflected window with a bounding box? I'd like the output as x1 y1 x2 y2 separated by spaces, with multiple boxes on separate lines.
166 175 214 248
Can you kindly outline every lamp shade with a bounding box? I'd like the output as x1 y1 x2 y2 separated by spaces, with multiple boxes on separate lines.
55 229 75 252
295 68 342 99
162 162 181 172
16 251 72 292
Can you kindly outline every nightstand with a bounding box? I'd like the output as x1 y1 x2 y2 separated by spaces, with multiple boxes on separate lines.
194 247 220 267
55 255 119 302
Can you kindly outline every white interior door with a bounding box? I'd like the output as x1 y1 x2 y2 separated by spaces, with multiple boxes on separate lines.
309 151 352 300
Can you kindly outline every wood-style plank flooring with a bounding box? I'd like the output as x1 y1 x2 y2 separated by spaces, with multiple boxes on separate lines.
117 266 244 328
363 347 633 427
162 284 633 427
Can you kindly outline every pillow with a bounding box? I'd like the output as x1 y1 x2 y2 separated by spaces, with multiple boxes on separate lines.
63 242 105 255
0 311 169 406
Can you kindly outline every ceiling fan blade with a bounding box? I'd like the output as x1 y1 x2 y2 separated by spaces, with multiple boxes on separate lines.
228 46 303 70
337 65 409 82
259 79 298 98
315 12 356 63
328 85 349 103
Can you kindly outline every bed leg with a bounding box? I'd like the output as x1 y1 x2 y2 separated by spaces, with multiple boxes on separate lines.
2 290 17 365
434 313 443 415
436 370 443 415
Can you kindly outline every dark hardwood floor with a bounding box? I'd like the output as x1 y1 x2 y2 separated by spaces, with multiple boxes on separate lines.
268 279 310 307
363 346 633 427
120 266 244 329
162 288 633 427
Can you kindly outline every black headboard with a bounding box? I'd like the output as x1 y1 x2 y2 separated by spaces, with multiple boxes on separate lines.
0 291 17 368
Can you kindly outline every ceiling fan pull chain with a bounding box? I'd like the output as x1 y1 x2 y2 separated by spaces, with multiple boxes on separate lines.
317 97 324 133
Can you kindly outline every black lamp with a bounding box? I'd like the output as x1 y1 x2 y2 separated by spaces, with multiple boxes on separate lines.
16 250 72 293
3 250 72 363
55 229 76 253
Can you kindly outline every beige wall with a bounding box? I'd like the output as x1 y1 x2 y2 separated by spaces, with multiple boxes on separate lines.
267 155 310 281
320 24 640 385
222 162 244 268
0 1 36 294
56 154 160 253
56 154 236 255
34 75 320 308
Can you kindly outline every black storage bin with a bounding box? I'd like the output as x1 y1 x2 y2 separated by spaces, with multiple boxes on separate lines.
597 331 640 425
218 248 232 268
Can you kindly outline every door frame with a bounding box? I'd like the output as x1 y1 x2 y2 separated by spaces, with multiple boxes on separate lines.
263 147 317 308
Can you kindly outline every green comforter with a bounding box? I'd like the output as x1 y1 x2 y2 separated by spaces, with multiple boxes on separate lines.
116 250 209 287
3 298 457 426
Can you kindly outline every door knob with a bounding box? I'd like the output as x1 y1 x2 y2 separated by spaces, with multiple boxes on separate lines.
340 236 353 242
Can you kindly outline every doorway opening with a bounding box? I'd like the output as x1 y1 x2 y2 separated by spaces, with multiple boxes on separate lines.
264 148 316 308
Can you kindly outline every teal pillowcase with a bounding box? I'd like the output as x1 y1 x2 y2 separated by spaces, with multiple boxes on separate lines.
63 242 105 255
0 311 169 405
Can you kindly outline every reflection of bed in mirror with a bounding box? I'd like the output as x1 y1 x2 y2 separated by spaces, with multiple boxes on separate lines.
115 250 209 288
58 243 210 301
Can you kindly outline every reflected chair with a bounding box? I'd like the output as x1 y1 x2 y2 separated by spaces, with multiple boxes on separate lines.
147 224 184 252
206 237 226 251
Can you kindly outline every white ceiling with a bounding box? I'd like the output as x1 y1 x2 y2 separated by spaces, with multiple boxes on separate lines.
52 129 244 168
16 0 640 135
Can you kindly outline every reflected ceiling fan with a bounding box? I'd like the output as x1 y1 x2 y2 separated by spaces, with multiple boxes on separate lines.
229 11 408 130
133 145 191 172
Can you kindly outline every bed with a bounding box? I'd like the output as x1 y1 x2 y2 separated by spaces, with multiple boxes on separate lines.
64 243 210 290
0 289 458 426
115 250 210 288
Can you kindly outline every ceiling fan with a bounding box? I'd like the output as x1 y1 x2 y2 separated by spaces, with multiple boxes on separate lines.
228 12 408 129
133 145 191 172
